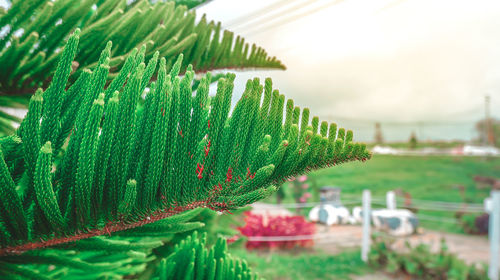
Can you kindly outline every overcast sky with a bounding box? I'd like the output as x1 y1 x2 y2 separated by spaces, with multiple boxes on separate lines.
196 0 500 142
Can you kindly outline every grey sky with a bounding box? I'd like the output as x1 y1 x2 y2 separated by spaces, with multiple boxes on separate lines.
197 0 500 142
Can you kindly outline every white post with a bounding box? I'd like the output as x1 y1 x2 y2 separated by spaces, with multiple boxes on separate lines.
489 191 500 280
361 189 371 262
386 191 396 210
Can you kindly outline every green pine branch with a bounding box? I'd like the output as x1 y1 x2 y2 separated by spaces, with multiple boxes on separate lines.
0 30 369 255
0 208 207 279
0 0 285 93
153 231 260 280
0 0 285 136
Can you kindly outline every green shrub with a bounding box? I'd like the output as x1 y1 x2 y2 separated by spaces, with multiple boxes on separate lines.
369 234 488 280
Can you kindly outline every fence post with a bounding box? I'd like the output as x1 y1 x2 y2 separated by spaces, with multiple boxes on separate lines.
361 189 371 262
489 191 500 280
386 191 396 210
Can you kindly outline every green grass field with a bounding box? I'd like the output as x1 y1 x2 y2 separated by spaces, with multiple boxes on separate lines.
231 249 370 280
232 155 499 280
312 154 499 201
275 155 500 232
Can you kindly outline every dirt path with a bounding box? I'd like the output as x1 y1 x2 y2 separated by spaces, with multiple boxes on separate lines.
314 224 492 265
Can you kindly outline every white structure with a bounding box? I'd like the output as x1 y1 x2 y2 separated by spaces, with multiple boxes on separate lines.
488 191 500 280
352 206 363 223
463 145 500 156
308 186 355 225
371 209 418 236
386 191 396 210
352 207 419 236
372 145 399 155
308 205 351 225
361 190 371 262
311 190 419 236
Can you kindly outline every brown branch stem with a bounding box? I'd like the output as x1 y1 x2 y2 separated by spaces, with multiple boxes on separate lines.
0 201 225 256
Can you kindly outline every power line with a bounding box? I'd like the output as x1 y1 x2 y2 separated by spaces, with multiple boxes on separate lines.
321 118 480 127
252 199 485 213
245 233 327 241
319 113 485 126
416 214 458 224
243 0 346 37
232 0 322 31
224 0 301 28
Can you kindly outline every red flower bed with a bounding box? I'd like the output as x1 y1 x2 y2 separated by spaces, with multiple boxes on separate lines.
238 212 316 249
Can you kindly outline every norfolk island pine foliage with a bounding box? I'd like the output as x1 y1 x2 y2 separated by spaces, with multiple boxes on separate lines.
0 10 370 280
0 0 285 135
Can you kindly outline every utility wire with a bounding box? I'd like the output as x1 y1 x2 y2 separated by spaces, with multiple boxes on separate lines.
224 0 301 28
252 199 485 212
396 198 483 208
240 217 460 242
320 114 485 126
246 233 328 241
231 0 321 31
416 214 459 224
243 0 346 36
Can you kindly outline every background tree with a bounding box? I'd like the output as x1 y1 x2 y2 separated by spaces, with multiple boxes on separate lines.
476 118 499 147
409 131 418 149
374 122 384 144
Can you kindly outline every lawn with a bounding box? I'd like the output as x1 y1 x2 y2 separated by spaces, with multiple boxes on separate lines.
274 154 500 233
311 154 499 201
230 249 371 280
229 155 500 280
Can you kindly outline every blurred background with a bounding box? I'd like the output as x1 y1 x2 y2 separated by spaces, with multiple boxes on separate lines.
1 0 499 279
192 1 500 279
